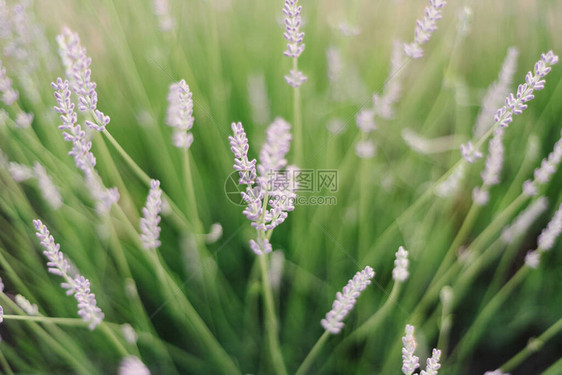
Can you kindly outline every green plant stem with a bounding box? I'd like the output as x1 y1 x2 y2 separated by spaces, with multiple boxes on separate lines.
292 58 303 167
259 254 288 375
500 318 562 373
100 323 130 357
0 348 14 375
295 331 330 375
2 315 90 326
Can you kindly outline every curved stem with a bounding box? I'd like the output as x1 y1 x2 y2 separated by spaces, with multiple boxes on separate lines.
295 331 330 375
259 254 288 375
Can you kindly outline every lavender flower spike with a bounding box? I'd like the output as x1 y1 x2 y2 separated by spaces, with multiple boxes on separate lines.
402 324 420 375
494 51 558 128
229 122 257 185
34 162 63 210
0 305 3 323
119 356 151 375
56 27 110 131
420 349 442 375
404 0 447 59
166 80 194 149
321 266 375 334
140 179 162 250
33 219 104 329
393 246 409 282
0 59 18 105
523 130 562 196
525 203 562 269
283 0 307 87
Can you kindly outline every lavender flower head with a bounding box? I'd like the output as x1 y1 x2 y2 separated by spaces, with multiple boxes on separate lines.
140 179 162 250
229 120 297 255
460 141 483 163
525 203 562 269
484 371 510 375
494 51 558 128
119 356 150 375
0 59 18 105
402 324 420 375
523 130 562 196
166 80 194 149
33 219 104 329
502 197 548 244
404 0 447 59
393 246 410 282
0 305 3 323
420 349 442 375
473 127 505 206
321 266 375 334
283 0 307 87
33 162 63 210
153 0 174 32
56 27 110 131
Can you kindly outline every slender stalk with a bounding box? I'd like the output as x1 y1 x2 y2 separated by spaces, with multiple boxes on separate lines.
292 58 303 166
500 318 562 373
0 348 14 375
259 254 288 375
295 331 330 375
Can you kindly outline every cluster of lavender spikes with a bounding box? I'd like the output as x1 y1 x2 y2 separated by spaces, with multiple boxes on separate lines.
229 119 297 255
140 179 163 250
321 266 375 334
402 324 442 375
525 203 562 268
282 0 306 87
56 27 110 132
494 51 558 128
472 128 505 205
52 77 119 216
166 79 194 149
33 219 104 330
404 0 447 59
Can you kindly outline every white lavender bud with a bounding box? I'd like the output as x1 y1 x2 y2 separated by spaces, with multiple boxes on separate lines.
33 162 62 210
402 324 420 375
166 80 194 149
153 0 174 32
494 51 558 129
206 223 223 244
140 180 162 250
460 141 483 163
15 111 33 128
524 250 541 269
121 323 138 344
258 118 292 176
321 266 375 334
481 128 505 186
356 109 376 134
15 294 38 316
537 203 562 251
484 370 510 375
8 162 33 182
474 48 518 138
502 197 548 244
119 356 150 375
420 349 442 375
355 140 376 159
33 219 104 330
393 246 409 282
0 59 18 105
404 0 447 59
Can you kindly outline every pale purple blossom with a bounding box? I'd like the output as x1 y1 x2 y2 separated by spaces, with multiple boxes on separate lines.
524 250 541 269
402 324 420 374
494 51 558 129
393 246 409 282
34 219 104 330
420 349 442 375
153 0 174 32
56 27 110 131
537 204 562 251
523 130 562 196
283 0 306 87
119 356 150 375
140 180 162 250
0 59 18 105
460 141 483 163
0 305 3 323
229 122 257 185
473 128 505 206
404 0 447 59
15 111 33 128
15 294 38 316
8 162 33 182
356 109 376 134
166 80 194 149
484 370 510 375
249 238 273 256
435 163 465 197
502 197 548 244
355 140 376 159
374 40 405 119
33 162 63 210
474 48 518 138
321 266 375 334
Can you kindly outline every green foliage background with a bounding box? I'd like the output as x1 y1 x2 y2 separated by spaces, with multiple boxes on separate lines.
0 0 561 374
